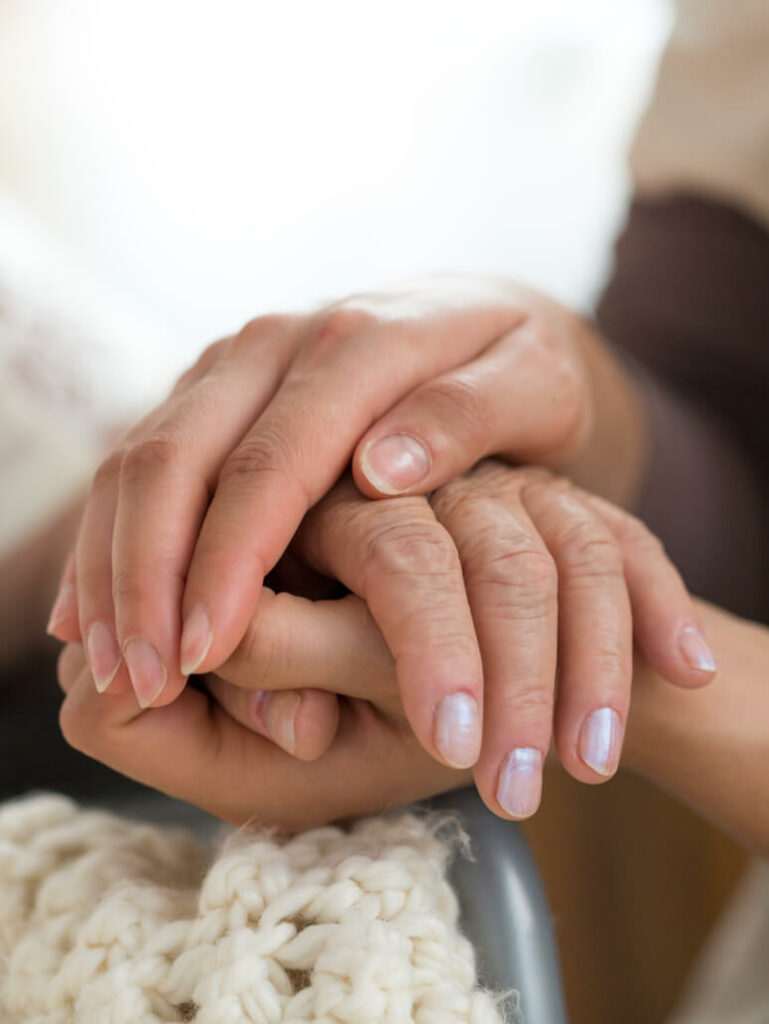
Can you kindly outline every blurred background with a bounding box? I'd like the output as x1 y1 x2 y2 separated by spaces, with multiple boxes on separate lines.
0 0 670 398
0 3 748 1023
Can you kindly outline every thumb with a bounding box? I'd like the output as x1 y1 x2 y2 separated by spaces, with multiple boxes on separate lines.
353 321 587 499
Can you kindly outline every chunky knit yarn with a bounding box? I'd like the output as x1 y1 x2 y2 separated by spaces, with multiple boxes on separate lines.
0 795 511 1024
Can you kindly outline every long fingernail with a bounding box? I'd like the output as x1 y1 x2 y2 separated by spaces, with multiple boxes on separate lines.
497 748 543 818
180 603 213 676
434 692 481 768
678 623 717 674
579 707 621 776
86 622 122 693
124 638 167 708
46 582 76 636
253 691 299 754
359 434 430 494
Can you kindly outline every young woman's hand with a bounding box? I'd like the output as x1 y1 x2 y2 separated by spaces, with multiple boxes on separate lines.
47 278 647 713
57 463 714 825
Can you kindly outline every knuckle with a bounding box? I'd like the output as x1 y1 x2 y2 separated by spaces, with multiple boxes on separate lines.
470 529 558 616
120 434 185 484
553 517 623 582
363 519 460 581
219 427 294 486
505 685 554 722
91 450 124 492
421 374 497 443
174 337 230 390
310 304 379 356
234 313 291 351
59 695 98 754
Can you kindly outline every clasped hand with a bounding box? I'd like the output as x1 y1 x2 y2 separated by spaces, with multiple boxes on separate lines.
49 280 716 830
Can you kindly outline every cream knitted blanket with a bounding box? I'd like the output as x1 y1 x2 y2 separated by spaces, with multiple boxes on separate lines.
0 794 513 1024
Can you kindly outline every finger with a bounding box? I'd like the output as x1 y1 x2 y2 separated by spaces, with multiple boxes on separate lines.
57 642 87 694
181 294 525 675
294 477 484 770
75 452 133 696
354 316 587 498
582 494 717 687
110 320 307 709
218 589 398 707
46 550 80 642
203 675 341 762
431 464 558 820
58 667 461 833
522 475 632 784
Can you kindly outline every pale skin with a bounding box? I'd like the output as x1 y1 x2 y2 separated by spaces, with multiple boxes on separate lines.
46 278 718 813
57 460 714 823
57 581 769 856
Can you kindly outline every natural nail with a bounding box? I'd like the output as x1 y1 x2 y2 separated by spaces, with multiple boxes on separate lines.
678 624 717 674
497 748 543 818
252 691 299 754
46 582 76 636
124 638 167 708
359 434 430 494
180 603 213 676
86 622 122 693
579 707 621 776
434 692 481 769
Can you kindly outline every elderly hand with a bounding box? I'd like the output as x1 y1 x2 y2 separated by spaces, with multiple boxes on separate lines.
47 278 648 715
57 463 713 826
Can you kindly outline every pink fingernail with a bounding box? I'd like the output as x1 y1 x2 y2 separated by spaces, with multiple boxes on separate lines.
46 582 76 636
125 638 167 708
497 748 543 818
434 692 481 769
579 707 621 776
252 691 299 753
86 622 122 693
359 435 430 494
180 603 213 676
678 624 717 674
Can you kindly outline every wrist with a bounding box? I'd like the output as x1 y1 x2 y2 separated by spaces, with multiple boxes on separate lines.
566 317 650 508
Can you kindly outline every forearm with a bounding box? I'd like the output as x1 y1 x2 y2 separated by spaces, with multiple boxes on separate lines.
625 601 769 856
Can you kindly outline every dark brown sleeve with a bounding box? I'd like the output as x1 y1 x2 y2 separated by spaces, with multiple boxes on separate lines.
595 195 769 623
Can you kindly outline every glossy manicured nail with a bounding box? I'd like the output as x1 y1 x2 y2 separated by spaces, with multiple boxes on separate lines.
678 623 717 674
86 622 122 693
253 691 299 754
46 582 76 636
124 638 167 708
180 603 213 676
434 692 481 768
496 748 543 818
579 707 621 776
359 434 430 494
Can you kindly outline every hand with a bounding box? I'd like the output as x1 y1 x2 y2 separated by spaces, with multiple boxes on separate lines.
58 464 714 824
47 278 646 712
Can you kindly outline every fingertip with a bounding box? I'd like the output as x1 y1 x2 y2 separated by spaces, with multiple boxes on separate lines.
46 581 80 641
676 621 718 684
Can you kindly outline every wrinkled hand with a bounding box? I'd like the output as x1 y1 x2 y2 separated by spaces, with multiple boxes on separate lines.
47 278 644 714
58 464 713 826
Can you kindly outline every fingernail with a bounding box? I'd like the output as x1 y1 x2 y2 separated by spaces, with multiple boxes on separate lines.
86 622 122 693
579 707 621 776
253 691 299 754
124 638 167 708
359 434 430 494
496 748 543 818
46 582 76 635
180 603 213 676
678 623 717 674
434 692 481 768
